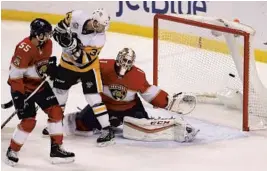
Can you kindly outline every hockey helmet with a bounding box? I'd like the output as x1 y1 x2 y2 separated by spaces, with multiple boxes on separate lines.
91 8 110 32
30 18 52 42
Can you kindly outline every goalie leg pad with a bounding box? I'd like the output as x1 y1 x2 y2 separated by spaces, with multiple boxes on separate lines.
123 116 199 142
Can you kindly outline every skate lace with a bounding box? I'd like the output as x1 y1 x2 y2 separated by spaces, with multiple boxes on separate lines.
99 129 109 139
59 145 70 155
8 150 18 158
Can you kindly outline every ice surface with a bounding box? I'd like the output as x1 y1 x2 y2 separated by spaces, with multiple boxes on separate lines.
1 21 267 171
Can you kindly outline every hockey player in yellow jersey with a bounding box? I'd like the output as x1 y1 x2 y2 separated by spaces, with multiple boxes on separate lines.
50 9 114 146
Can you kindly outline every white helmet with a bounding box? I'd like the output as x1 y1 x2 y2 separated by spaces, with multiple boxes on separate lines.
91 8 110 31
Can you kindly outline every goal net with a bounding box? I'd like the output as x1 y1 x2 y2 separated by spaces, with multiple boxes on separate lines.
153 14 267 131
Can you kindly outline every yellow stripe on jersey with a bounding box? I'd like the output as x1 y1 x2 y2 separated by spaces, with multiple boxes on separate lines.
93 68 103 92
92 105 107 115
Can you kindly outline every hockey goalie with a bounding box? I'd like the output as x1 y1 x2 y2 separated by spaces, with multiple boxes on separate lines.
62 48 199 143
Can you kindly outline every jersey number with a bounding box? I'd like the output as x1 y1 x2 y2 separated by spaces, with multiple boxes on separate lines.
89 49 101 57
18 42 31 52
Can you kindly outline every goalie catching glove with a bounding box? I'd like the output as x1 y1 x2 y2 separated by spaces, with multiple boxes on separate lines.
166 92 197 115
123 116 199 142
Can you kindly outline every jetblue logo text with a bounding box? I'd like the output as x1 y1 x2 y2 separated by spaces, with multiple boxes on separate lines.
116 1 207 17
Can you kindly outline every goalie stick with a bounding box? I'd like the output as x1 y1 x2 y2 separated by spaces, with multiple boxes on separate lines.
1 76 50 129
193 73 238 104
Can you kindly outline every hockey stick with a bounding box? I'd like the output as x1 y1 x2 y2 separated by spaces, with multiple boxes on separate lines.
1 76 50 109
1 100 13 109
1 106 39 129
1 76 50 129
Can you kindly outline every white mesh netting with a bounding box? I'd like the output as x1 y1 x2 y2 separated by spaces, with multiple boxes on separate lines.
155 15 267 130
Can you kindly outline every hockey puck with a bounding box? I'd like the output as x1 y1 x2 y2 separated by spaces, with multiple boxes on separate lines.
229 73 236 78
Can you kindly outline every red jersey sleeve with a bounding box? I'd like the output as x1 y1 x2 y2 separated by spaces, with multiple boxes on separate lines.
138 68 169 108
8 42 33 94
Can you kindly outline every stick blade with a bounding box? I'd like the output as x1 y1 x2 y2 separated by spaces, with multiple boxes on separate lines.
1 100 13 109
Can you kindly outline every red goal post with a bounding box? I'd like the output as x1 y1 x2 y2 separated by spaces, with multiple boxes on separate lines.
153 14 252 131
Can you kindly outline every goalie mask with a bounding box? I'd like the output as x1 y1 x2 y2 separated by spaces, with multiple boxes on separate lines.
115 48 136 77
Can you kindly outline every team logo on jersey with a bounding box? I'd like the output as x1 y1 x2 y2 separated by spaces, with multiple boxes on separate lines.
35 59 48 78
86 82 94 89
13 56 21 66
109 84 127 101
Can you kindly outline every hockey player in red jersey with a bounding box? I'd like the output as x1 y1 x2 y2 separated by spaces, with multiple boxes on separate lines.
5 18 74 166
62 48 199 142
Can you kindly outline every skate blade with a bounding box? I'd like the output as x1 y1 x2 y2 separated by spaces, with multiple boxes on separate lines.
74 130 94 137
5 157 18 167
42 134 49 138
97 139 115 147
50 157 75 164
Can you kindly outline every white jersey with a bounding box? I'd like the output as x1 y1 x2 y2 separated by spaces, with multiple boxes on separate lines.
60 10 106 72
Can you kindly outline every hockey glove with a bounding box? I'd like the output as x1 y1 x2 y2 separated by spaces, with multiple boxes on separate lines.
65 33 83 60
53 20 72 48
166 92 197 115
11 91 28 119
53 28 72 48
46 56 58 80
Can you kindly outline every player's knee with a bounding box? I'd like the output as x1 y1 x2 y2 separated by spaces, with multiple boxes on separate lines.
45 105 64 122
84 93 102 106
19 118 36 133
53 88 68 106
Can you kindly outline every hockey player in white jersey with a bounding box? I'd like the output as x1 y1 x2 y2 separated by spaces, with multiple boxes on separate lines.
47 9 114 146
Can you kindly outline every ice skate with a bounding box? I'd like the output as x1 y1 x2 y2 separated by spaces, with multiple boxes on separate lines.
97 126 115 147
50 143 75 164
5 147 19 167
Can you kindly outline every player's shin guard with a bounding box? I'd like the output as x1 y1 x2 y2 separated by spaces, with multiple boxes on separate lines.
48 120 75 164
85 94 114 146
6 118 36 166
47 121 64 145
92 102 110 128
47 105 75 164
91 103 115 146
